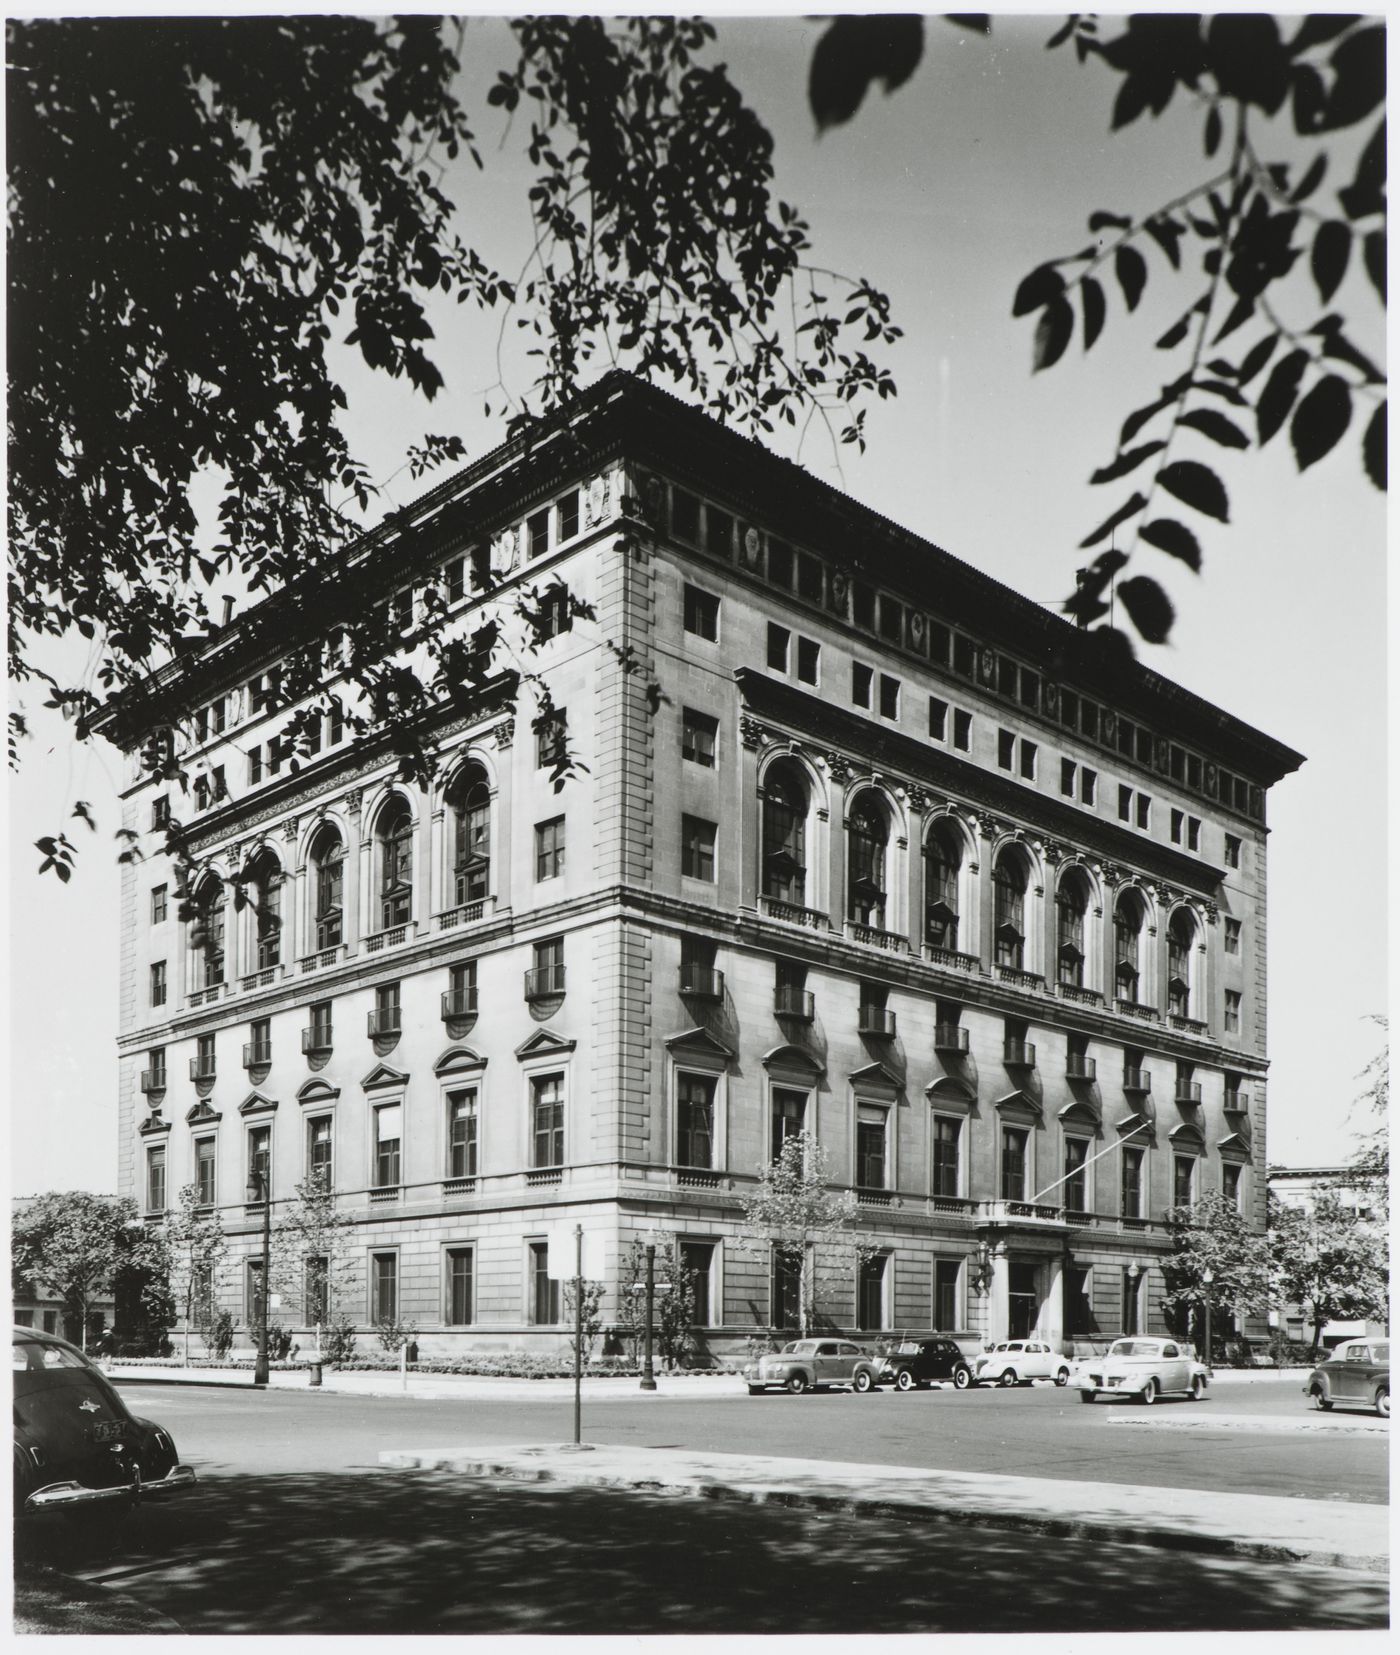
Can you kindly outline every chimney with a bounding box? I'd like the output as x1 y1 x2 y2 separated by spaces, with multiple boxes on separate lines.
222 596 234 626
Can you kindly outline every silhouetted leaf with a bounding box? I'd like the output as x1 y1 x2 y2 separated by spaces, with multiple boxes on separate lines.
1291 63 1327 133
1256 349 1309 444
1156 310 1192 350
1364 230 1385 301
1203 104 1222 156
1363 402 1386 490
1311 220 1352 302
1013 262 1065 317
1206 14 1290 114
1079 492 1147 549
1314 316 1384 383
1046 17 1074 49
1115 245 1148 311
1089 210 1132 232
1211 297 1255 345
809 15 926 131
1323 26 1384 130
1033 297 1074 371
944 15 990 35
1081 276 1106 349
1180 408 1250 449
1143 216 1184 268
1236 332 1280 387
1091 441 1165 484
1289 14 1360 55
1160 460 1230 521
1289 151 1328 203
1139 517 1203 571
1339 118 1385 220
1290 374 1353 470
1117 575 1175 644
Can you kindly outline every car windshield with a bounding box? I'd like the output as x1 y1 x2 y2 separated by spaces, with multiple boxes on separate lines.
780 1342 816 1355
1107 1340 1158 1358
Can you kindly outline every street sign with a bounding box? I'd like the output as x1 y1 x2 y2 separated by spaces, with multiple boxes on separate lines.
545 1223 605 1279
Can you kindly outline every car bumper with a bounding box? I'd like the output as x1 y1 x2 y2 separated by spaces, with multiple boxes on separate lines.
25 1464 197 1511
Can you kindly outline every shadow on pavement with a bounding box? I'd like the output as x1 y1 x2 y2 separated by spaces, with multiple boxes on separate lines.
15 1468 1388 1636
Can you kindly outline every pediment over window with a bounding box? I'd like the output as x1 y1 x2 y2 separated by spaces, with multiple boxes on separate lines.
925 1074 976 1105
297 1078 341 1107
992 1087 1042 1121
434 1045 488 1077
139 1113 171 1137
761 1043 825 1082
514 1028 578 1061
1057 1097 1102 1128
1113 1109 1154 1141
237 1091 279 1117
1216 1132 1251 1159
185 1100 222 1127
849 1061 901 1102
361 1062 410 1093
1167 1120 1206 1148
664 1026 734 1060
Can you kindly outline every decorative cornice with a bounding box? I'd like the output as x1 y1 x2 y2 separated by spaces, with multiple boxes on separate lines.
185 1100 222 1126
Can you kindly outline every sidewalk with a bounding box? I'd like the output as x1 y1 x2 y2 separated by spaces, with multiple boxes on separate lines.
378 1440 1391 1574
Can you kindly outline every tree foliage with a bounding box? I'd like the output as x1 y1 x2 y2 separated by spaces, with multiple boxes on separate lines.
1268 1188 1388 1356
1350 1019 1389 1222
808 12 1385 650
161 1182 229 1363
271 1176 358 1325
1161 1190 1272 1341
12 1191 166 1350
616 1236 697 1367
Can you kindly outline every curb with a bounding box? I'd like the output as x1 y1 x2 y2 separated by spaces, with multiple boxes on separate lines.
13 1564 186 1635
381 1450 1389 1576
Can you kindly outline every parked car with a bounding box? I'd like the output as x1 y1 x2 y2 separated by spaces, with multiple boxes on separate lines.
973 1339 1071 1387
1304 1339 1389 1417
1075 1336 1208 1404
744 1339 883 1394
13 1327 197 1515
879 1336 974 1391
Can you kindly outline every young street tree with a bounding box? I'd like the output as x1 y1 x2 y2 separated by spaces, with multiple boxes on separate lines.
617 1235 697 1368
1160 1190 1272 1349
1350 1022 1389 1223
11 1191 167 1351
739 1130 875 1338
1269 1189 1388 1358
271 1176 359 1335
161 1183 229 1365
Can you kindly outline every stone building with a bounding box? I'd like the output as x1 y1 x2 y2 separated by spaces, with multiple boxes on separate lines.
95 373 1303 1358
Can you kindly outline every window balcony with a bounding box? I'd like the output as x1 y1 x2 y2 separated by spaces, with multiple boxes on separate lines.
242 1041 272 1070
1175 1080 1203 1105
300 945 345 975
441 988 479 1020
364 924 413 955
368 1186 400 1205
443 1176 477 1197
1003 1040 1036 1069
1067 1054 1097 1082
140 1069 167 1095
858 1005 897 1038
759 896 829 931
1223 1089 1250 1114
676 1166 722 1189
1063 1209 1095 1226
924 944 983 974
1116 998 1160 1023
1169 1014 1209 1035
849 922 909 954
438 896 495 933
524 964 566 1000
368 1007 402 1038
189 1055 217 1082
979 1199 1063 1226
241 966 282 992
301 1025 333 1055
934 1023 970 1054
526 1167 563 1187
857 1188 894 1208
188 985 224 1009
774 985 815 1022
996 965 1045 992
1057 983 1103 1007
930 1194 970 1215
1122 1067 1152 1095
679 965 725 1001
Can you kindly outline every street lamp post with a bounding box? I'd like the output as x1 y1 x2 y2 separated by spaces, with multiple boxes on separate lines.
1126 1261 1140 1335
247 1169 272 1386
640 1244 658 1392
1202 1266 1214 1374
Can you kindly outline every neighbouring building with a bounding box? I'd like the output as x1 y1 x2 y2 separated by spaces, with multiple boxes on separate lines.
1268 1165 1388 1348
93 372 1303 1359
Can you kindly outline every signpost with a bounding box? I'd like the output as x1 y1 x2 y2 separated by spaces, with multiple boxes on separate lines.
545 1223 603 1447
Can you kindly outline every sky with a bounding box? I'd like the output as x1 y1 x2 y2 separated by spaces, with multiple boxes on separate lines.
9 8 1388 1194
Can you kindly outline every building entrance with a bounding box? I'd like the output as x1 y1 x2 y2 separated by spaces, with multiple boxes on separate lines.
1008 1260 1039 1338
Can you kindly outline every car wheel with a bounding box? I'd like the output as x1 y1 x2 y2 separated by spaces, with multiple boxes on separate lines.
853 1369 874 1393
895 1369 914 1391
1054 1367 1070 1387
1310 1387 1333 1412
1140 1377 1158 1405
787 1374 809 1395
999 1368 1018 1388
953 1366 972 1391
1376 1387 1389 1419
1189 1375 1205 1401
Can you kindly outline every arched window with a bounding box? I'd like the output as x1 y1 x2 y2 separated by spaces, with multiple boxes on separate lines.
377 797 414 930
248 851 282 970
192 877 225 989
1114 888 1146 1005
846 793 888 927
1056 869 1090 989
761 762 808 905
923 823 962 952
993 847 1028 970
1168 909 1196 1018
310 827 345 950
448 765 491 907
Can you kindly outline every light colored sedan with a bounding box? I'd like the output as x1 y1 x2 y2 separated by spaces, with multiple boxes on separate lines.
973 1339 1071 1388
1305 1339 1389 1417
744 1338 883 1394
1075 1336 1208 1404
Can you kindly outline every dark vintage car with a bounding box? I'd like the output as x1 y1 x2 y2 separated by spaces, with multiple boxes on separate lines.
879 1336 974 1391
1304 1338 1389 1417
13 1328 196 1515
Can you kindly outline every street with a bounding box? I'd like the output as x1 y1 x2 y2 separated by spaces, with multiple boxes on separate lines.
14 1379 1389 1634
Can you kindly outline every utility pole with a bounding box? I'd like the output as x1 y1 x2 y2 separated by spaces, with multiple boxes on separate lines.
572 1223 583 1445
249 1169 271 1386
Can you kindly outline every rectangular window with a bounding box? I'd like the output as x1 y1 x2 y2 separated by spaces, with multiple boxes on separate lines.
531 1072 565 1168
195 1137 216 1207
1080 698 1099 741
152 794 170 830
1121 1146 1145 1219
328 701 345 746
248 747 264 786
373 982 401 1037
771 1247 802 1330
447 1089 478 1179
997 655 1017 698
1224 989 1242 1034
1135 794 1151 831
1118 784 1132 823
796 636 820 685
680 1241 715 1327
309 1000 333 1047
953 709 972 751
529 936 565 997
1019 669 1040 710
1061 758 1076 797
1173 1155 1196 1209
856 1107 887 1190
248 1124 271 1197
1187 817 1201 852
151 885 168 925
1224 833 1241 868
952 634 976 677
147 1046 166 1089
530 1241 561 1324
682 708 718 767
681 815 717 882
1222 1163 1243 1210
767 539 793 589
767 622 790 671
1060 688 1079 730
998 730 1015 771
1136 727 1154 766
374 1105 402 1189
706 507 733 558
447 959 477 1018
308 1116 333 1188
195 1032 215 1078
1224 917 1241 955
878 596 902 644
371 1253 398 1326
857 1254 888 1331
1118 718 1136 758
146 1145 167 1214
1001 1127 1028 1201
1081 768 1097 806
852 582 875 630
528 506 550 561
304 717 322 757
771 1087 807 1162
539 583 572 640
878 674 900 720
683 584 719 640
1171 807 1184 844
247 1259 265 1327
1063 1138 1089 1214
247 1017 271 1067
852 662 873 708
932 1116 961 1198
927 621 951 666
1019 740 1037 781
446 1248 474 1325
929 697 948 742
444 555 466 603
536 709 568 770
796 553 823 603
557 490 579 542
305 1257 328 1326
935 1259 960 1331
1123 1266 1143 1334
535 816 566 881
677 1073 716 1170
